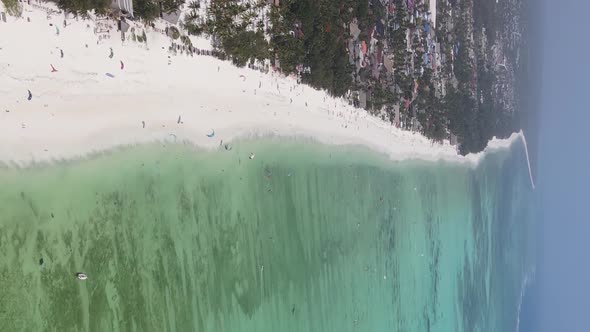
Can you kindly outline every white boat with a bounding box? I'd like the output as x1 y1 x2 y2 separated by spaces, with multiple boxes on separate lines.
76 273 88 280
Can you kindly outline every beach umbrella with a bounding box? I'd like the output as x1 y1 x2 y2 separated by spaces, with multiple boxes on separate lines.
239 75 246 81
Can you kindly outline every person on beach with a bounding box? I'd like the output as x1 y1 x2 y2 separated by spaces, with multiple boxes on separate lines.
60 49 64 58
109 47 114 59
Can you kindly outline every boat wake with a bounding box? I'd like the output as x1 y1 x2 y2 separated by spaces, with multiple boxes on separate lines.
519 131 536 190
515 266 536 332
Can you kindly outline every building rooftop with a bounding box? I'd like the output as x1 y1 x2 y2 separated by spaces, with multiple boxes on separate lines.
162 9 181 25
112 0 133 17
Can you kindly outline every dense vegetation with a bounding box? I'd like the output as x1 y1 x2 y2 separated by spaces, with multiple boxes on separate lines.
272 0 357 96
51 0 182 21
183 0 358 96
53 0 112 16
2 0 22 16
133 0 161 21
184 0 270 67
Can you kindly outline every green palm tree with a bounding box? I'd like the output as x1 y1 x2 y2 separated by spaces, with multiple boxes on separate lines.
187 0 200 11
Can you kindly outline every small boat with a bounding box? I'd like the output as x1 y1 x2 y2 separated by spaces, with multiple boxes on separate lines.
76 273 88 280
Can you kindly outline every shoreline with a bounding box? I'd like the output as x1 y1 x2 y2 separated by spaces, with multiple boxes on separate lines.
0 3 533 188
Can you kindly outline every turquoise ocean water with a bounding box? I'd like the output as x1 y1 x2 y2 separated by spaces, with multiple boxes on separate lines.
0 138 535 331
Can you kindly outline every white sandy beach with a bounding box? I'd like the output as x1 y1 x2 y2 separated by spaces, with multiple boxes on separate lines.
0 2 527 175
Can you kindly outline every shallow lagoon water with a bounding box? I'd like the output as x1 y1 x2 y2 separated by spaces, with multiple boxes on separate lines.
0 138 535 331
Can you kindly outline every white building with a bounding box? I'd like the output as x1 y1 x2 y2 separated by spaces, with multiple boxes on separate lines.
112 0 133 17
